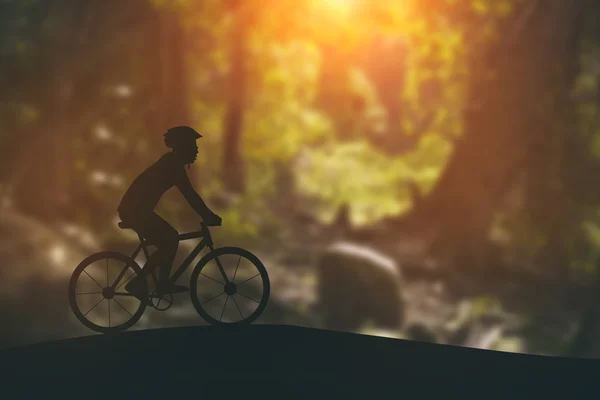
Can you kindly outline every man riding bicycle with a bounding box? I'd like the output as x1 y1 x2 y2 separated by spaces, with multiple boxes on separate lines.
118 126 222 305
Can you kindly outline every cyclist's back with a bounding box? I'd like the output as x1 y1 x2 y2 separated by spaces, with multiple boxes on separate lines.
118 151 184 219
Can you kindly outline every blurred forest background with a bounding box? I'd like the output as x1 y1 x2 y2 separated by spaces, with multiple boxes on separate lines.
2 0 600 358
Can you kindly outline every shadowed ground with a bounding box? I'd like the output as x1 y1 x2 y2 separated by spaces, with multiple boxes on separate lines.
0 325 597 397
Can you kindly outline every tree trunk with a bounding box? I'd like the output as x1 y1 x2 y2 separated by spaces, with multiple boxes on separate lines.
358 35 411 154
7 1 148 224
12 69 75 225
156 9 197 184
564 0 600 359
156 10 191 129
221 3 250 194
416 0 586 273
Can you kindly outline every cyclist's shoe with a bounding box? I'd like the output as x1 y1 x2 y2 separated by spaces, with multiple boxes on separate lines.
157 281 189 295
125 278 152 306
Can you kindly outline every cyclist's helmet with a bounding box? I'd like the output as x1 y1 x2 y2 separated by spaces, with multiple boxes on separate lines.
163 126 202 149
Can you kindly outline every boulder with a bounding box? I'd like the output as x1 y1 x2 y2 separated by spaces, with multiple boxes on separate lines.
316 241 405 332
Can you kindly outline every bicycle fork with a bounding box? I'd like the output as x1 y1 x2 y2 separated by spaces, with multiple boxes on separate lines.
203 225 230 285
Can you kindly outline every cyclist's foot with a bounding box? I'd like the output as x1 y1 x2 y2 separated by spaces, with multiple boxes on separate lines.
157 281 189 295
125 278 152 306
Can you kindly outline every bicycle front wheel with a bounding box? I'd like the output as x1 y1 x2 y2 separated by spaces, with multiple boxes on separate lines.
69 251 147 333
190 247 270 326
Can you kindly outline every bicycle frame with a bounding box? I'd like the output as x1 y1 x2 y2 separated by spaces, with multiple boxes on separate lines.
110 223 229 292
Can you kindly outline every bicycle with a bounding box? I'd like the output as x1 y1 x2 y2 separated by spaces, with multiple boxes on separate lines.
68 221 270 333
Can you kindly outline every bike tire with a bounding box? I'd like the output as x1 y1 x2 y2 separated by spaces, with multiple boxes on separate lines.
69 251 147 334
190 247 270 326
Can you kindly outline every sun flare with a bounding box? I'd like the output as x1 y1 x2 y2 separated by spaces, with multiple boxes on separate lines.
312 0 359 17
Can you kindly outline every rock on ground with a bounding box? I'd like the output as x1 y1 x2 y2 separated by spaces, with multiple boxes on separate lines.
316 241 405 332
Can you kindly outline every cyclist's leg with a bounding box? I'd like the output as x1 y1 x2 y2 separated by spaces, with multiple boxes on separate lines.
135 249 161 280
120 210 179 280
137 212 179 284
119 211 156 304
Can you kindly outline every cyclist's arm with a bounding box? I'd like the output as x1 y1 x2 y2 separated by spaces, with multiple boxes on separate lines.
175 170 214 218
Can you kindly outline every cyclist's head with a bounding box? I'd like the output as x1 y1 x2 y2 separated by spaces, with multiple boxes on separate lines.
164 126 202 149
164 126 201 165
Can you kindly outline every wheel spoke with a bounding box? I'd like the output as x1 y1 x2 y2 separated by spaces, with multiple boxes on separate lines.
231 296 244 319
220 296 229 322
106 259 109 286
113 298 133 317
200 272 224 285
108 299 111 327
83 269 104 289
84 297 105 316
232 255 241 283
236 291 260 304
203 292 225 304
76 291 103 295
213 256 229 282
237 273 259 286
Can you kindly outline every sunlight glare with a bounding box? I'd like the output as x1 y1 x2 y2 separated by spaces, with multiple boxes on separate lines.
90 171 108 184
49 245 66 266
313 0 359 17
80 232 98 248
61 223 79 236
94 124 111 140
110 175 124 187
114 84 133 98
319 0 357 10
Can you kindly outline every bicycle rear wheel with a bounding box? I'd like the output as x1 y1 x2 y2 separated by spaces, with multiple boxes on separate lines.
190 247 270 326
69 251 147 333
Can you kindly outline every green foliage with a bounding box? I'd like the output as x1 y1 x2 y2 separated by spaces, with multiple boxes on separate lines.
296 141 406 224
295 132 452 225
492 336 524 353
213 207 260 241
471 296 503 317
245 40 329 151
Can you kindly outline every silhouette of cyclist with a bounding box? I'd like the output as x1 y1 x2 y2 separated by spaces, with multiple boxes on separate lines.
118 126 222 304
